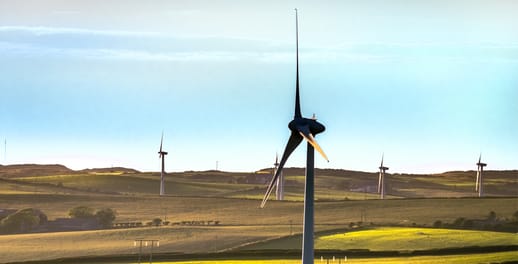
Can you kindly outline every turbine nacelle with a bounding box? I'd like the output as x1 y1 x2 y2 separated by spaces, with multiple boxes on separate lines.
288 117 326 136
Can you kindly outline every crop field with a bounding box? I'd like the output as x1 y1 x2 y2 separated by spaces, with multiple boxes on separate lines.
1 224 517 263
315 227 518 251
238 227 518 251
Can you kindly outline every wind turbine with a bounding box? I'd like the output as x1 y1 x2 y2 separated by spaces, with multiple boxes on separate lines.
158 133 168 196
274 153 284 201
378 154 389 199
260 9 328 264
475 154 487 197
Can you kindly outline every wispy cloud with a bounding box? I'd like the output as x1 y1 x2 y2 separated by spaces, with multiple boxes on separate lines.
0 26 163 37
0 40 391 63
1 25 517 64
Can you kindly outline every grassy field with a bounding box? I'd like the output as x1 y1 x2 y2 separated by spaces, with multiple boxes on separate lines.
1 193 517 226
315 227 518 251
237 227 518 251
0 225 292 263
1 224 517 263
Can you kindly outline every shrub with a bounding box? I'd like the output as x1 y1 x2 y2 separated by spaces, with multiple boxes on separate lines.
433 220 442 228
463 219 474 228
69 206 95 218
152 218 162 226
95 208 117 228
453 217 465 227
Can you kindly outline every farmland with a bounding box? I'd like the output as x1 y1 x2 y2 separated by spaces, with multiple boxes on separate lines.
0 165 517 263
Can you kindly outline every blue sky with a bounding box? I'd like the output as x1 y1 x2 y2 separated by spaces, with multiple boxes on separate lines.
1 0 517 173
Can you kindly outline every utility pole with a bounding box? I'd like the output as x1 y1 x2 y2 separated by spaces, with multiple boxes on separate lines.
134 239 159 264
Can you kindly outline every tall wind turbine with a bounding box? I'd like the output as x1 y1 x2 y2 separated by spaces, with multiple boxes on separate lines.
274 153 284 201
377 154 389 199
260 9 328 264
475 154 487 197
158 133 168 196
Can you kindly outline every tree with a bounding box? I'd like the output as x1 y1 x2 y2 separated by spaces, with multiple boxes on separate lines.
0 208 47 234
69 206 95 218
95 208 117 228
433 220 442 228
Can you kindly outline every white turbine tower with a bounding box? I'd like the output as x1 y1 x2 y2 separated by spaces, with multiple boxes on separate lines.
476 154 487 197
274 153 284 201
378 154 389 200
158 133 168 196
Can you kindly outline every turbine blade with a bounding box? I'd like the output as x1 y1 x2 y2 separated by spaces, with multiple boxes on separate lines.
260 132 303 208
381 153 384 167
478 153 481 164
160 133 163 152
297 125 328 161
294 8 302 119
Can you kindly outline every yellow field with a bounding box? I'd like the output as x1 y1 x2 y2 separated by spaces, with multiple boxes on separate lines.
316 227 518 251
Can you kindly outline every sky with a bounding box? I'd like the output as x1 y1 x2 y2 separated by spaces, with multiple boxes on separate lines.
0 0 517 173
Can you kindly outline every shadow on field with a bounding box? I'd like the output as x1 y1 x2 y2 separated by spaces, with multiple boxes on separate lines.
7 245 518 264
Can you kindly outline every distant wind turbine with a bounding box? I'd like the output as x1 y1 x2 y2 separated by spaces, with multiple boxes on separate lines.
260 9 328 264
378 154 389 200
158 133 168 196
475 154 487 197
273 153 284 201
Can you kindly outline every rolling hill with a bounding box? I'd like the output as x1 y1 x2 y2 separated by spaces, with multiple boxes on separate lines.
1 164 516 199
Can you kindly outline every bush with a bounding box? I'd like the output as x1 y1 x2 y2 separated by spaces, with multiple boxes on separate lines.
152 218 162 226
488 211 497 222
95 208 117 228
69 206 95 218
453 217 465 227
0 208 47 234
433 220 442 228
